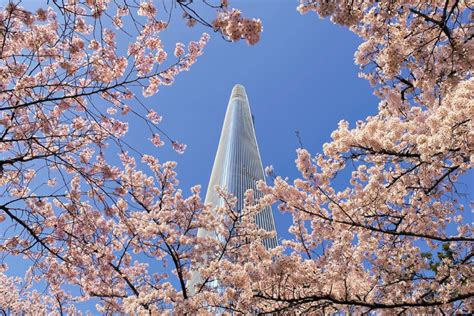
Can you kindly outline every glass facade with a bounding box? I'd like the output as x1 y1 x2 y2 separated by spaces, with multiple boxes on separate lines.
199 84 278 247
189 84 278 292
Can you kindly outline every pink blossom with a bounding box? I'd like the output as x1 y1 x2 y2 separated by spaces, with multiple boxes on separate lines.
172 141 186 154
151 134 164 147
146 110 162 124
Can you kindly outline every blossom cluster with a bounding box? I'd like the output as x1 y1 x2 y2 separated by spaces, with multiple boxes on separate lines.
0 0 260 313
213 9 262 45
0 0 472 314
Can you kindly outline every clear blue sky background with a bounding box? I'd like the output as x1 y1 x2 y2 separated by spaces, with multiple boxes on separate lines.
127 0 379 240
6 1 472 310
6 0 381 285
11 0 472 264
8 0 378 245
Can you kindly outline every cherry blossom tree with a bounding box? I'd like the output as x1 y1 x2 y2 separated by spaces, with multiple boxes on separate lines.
0 0 264 313
1 0 472 314
202 0 473 314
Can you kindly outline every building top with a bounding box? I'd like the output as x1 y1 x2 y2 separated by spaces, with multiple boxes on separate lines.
230 84 247 100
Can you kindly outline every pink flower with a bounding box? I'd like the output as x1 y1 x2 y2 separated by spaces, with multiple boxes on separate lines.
146 110 162 124
172 141 186 154
174 43 185 58
137 2 156 18
151 134 165 147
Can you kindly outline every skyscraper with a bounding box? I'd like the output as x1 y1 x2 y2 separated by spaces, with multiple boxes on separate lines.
189 84 278 292
200 84 278 248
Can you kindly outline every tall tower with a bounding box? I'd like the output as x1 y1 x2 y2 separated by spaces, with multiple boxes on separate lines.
199 84 278 249
188 84 278 293
189 85 278 292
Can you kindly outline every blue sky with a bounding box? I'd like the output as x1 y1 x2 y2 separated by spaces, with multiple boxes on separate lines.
127 0 379 240
3 0 382 283
10 0 380 241
10 0 471 266
4 1 472 311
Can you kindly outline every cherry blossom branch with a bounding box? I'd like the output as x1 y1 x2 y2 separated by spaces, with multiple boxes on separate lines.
254 291 473 312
